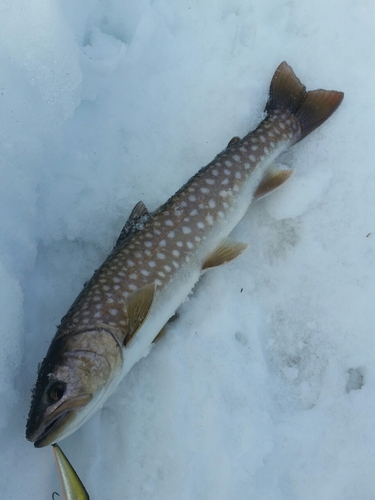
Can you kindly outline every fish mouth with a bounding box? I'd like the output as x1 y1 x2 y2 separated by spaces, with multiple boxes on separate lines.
29 393 93 448
34 412 70 448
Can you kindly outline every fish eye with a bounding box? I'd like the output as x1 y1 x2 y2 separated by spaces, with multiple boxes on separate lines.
47 382 65 403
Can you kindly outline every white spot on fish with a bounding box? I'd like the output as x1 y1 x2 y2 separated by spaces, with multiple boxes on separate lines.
190 209 198 216
183 226 192 234
201 187 210 194
172 261 179 268
244 163 251 170
249 154 256 162
153 228 161 236
220 190 229 197
233 155 241 162
158 271 166 277
279 122 285 129
172 249 180 257
235 172 241 179
127 259 135 267
233 185 240 192
218 211 224 218
165 220 173 226
225 160 233 167
177 241 183 247
205 178 215 185
148 261 156 268
189 195 196 202
208 199 216 209
157 252 165 260
212 169 219 176
251 145 258 151
164 265 172 272
110 309 118 316
224 168 231 175
167 231 175 239
127 284 137 291
206 215 214 225
141 269 150 276
239 146 247 153
113 277 121 283
197 222 205 229
93 295 101 302
187 241 194 249
264 147 269 154
129 273 137 280
155 279 162 286
195 236 201 242
260 135 266 142
160 239 167 247
221 178 229 185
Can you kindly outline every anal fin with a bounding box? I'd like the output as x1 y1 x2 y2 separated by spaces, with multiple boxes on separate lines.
123 282 156 346
202 239 248 271
253 168 293 200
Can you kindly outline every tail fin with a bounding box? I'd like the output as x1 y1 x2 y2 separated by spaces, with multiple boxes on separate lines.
265 62 344 142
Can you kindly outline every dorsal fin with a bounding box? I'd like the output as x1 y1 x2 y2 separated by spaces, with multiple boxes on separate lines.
253 168 293 200
123 282 156 346
202 239 248 271
115 201 150 248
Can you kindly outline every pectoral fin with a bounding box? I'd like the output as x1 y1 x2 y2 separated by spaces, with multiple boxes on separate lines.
123 282 156 346
253 168 293 200
202 239 248 271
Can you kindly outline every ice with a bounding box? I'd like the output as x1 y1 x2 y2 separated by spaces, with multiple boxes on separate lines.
1 0 374 498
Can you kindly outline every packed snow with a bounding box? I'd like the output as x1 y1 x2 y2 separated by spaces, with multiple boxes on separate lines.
0 1 374 498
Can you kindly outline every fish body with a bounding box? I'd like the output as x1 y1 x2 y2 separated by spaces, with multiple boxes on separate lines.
26 62 343 447
52 444 90 500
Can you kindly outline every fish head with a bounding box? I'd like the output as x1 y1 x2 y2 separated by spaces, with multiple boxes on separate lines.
26 328 123 447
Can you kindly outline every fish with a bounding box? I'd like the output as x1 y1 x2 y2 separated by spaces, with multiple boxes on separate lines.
26 62 343 447
52 443 90 500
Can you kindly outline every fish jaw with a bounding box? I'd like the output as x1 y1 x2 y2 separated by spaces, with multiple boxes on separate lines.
26 329 123 447
30 394 92 448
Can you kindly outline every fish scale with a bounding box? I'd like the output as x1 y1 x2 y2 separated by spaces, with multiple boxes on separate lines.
26 61 344 447
64 113 296 333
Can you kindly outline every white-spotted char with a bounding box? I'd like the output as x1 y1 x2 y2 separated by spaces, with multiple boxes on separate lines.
26 62 343 447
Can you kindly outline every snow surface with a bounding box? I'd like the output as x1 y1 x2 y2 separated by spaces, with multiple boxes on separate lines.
1 1 374 499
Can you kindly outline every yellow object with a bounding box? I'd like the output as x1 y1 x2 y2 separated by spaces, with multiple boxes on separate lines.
52 444 89 500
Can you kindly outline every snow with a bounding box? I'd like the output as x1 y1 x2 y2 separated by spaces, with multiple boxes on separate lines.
0 0 374 498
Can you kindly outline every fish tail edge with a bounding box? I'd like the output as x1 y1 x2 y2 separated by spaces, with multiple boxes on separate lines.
265 61 344 142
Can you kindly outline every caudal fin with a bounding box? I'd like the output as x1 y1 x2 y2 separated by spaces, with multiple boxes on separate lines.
265 62 344 142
